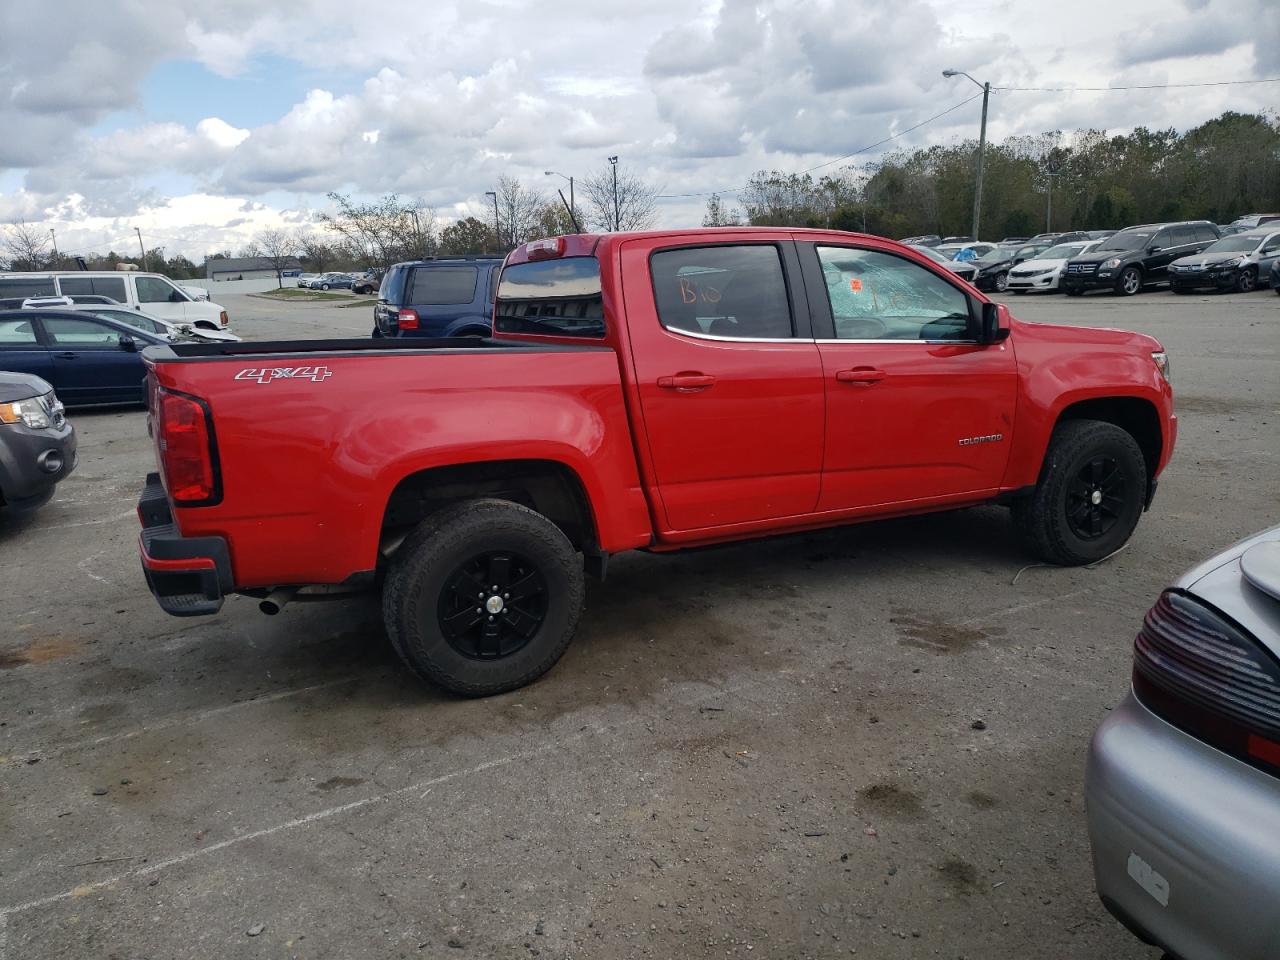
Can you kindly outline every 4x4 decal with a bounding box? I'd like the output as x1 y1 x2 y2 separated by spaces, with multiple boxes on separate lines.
234 366 333 384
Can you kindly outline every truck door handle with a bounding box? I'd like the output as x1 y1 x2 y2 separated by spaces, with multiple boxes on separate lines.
55 352 78 360
836 367 885 384
657 374 716 390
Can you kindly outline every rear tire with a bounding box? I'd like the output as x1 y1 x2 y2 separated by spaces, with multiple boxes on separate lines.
382 499 584 696
1012 420 1147 566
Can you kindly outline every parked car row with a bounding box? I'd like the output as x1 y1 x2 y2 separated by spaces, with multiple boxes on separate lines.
901 221 1279 296
297 271 381 292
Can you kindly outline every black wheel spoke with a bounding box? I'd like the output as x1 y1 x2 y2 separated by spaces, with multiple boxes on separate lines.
1065 454 1130 542
443 606 484 634
503 606 541 638
481 618 502 657
487 555 511 590
506 571 542 603
438 550 547 661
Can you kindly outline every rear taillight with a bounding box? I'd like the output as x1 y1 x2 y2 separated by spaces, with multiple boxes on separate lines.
158 389 221 505
397 308 420 330
1133 590 1280 778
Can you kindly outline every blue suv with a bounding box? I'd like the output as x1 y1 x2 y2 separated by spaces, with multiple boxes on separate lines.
373 257 502 338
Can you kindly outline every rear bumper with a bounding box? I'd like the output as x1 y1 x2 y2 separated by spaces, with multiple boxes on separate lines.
1085 692 1280 959
138 472 232 616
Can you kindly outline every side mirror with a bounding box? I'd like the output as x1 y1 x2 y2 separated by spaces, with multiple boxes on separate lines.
980 302 1010 344
118 334 138 352
1148 246 1161 254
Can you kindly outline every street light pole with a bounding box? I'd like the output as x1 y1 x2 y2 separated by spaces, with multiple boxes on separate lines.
544 171 576 228
135 226 148 272
607 156 619 231
942 69 990 240
49 229 59 265
1045 171 1062 232
485 191 500 252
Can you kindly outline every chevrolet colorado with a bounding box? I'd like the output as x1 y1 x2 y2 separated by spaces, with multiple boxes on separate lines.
137 229 1176 695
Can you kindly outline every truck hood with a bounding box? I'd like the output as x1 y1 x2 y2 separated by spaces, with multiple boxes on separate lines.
0 371 53 403
1009 316 1163 353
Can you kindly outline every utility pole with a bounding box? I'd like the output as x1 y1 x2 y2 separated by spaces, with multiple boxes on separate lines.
608 156 620 231
135 226 148 271
49 229 59 266
942 69 991 240
544 171 575 230
1045 170 1062 232
485 191 500 252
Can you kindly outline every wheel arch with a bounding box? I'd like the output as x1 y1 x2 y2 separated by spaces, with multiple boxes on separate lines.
1053 397 1163 501
380 458 600 562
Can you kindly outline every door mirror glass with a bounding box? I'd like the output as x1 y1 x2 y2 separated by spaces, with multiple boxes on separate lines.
118 334 138 352
980 302 1009 344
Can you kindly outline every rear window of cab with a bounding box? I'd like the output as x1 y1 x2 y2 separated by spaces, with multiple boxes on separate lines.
495 257 604 338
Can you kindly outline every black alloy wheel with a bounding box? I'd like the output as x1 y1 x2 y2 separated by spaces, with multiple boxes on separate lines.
437 551 547 660
993 270 1009 293
1236 269 1256 293
1065 456 1127 540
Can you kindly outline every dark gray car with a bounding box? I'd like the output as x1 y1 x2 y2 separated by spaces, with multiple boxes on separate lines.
0 371 76 514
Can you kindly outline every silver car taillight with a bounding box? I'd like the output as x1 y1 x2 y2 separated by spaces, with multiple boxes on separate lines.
1133 590 1280 777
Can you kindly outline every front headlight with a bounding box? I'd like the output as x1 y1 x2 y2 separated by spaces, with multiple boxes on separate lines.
1101 257 1122 270
0 395 55 429
1152 351 1171 385
1219 257 1243 268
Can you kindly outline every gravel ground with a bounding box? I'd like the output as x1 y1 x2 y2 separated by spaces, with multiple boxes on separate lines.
1 286 1276 959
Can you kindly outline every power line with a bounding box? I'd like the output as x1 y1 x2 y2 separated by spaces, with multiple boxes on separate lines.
656 90 985 199
996 76 1280 92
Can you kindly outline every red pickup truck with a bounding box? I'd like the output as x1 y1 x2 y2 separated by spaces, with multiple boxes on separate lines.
138 229 1176 695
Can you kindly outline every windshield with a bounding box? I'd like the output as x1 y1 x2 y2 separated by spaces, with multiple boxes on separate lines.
1203 235 1260 254
975 246 1017 263
1098 231 1152 251
495 257 604 338
908 245 947 264
1037 243 1090 260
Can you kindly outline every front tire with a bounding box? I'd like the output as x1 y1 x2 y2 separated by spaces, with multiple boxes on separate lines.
1012 420 1147 566
320 283 331 290
993 271 1009 293
1236 269 1257 293
1115 267 1142 296
382 499 584 696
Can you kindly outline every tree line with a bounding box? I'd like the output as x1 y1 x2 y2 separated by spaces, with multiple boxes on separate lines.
704 111 1280 239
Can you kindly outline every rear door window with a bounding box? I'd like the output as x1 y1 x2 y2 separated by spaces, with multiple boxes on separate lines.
0 277 56 299
408 266 479 305
495 257 604 338
43 316 122 348
0 317 41 345
57 276 128 301
1170 227 1195 247
1194 225 1218 243
650 245 793 339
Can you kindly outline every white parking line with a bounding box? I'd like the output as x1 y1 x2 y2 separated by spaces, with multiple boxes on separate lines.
0 678 358 767
0 728 597 925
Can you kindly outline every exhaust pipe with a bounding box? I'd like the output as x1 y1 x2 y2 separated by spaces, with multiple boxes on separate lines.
259 587 298 616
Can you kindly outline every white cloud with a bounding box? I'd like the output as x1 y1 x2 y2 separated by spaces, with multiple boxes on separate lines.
1 0 1276 258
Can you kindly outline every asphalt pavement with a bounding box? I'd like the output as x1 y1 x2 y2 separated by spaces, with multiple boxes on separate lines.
1 285 1277 959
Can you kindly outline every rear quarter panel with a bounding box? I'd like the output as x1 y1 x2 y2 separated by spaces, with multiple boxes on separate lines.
150 347 651 588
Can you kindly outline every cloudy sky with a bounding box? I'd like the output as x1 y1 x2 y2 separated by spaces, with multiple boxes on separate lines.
1 0 1276 260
